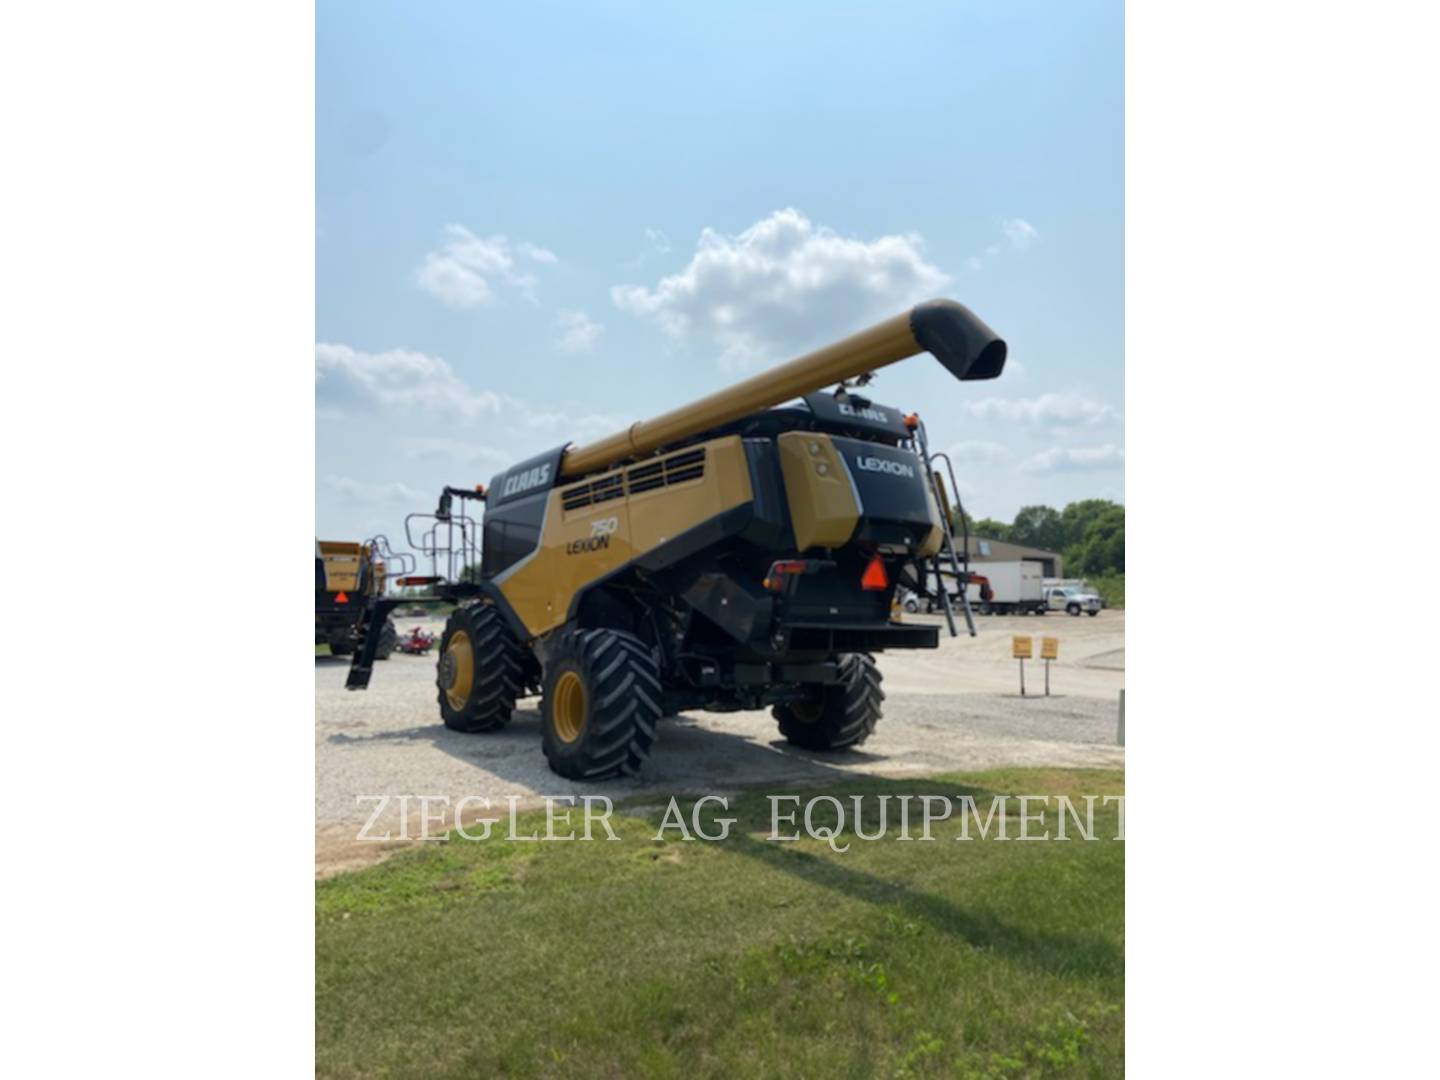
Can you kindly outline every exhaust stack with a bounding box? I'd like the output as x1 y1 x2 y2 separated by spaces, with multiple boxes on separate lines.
560 299 1006 478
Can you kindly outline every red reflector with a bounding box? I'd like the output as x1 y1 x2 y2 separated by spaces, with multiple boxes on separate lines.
861 557 888 591
334 591 349 604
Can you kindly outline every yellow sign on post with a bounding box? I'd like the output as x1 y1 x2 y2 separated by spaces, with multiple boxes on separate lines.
1041 637 1059 660
1012 635 1033 659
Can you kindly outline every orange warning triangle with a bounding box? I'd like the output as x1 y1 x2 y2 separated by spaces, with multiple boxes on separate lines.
861 557 888 591
335 591 349 603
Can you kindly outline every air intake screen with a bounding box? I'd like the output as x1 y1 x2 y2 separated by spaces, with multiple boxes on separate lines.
560 448 706 510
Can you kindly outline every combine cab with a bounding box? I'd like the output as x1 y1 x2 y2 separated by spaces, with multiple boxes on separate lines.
347 299 1006 780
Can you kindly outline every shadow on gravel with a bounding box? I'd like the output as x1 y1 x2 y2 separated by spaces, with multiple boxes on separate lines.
326 705 885 793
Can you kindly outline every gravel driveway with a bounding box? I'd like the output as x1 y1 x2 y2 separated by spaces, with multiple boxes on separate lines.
317 610 1124 873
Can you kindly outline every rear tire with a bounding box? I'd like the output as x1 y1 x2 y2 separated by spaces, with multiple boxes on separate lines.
541 628 661 780
327 636 354 657
774 654 884 751
437 604 523 732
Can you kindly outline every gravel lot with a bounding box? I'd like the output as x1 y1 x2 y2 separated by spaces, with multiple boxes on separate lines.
317 609 1124 873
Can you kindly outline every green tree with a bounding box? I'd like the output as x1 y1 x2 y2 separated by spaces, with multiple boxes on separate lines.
1008 505 1066 552
971 517 1010 540
1072 505 1125 575
1060 499 1120 550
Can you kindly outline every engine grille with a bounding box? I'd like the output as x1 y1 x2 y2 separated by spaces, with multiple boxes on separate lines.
561 447 706 510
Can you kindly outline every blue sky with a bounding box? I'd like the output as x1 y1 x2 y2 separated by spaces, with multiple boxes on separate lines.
317 0 1123 543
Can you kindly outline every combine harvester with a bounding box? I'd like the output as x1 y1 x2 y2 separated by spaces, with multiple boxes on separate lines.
314 538 409 659
346 300 1007 779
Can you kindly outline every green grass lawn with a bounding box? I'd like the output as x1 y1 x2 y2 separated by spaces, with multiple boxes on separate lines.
316 767 1123 1078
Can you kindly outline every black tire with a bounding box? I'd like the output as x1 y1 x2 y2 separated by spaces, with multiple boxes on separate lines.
1067 603 1081 616
1086 609 1099 617
903 596 919 613
327 637 354 657
437 604 523 733
374 618 398 660
540 628 661 780
774 654 884 751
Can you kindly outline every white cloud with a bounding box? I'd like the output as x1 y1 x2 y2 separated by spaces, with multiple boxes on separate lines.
517 404 624 442
415 225 556 308
315 343 501 418
963 392 1118 427
611 208 949 369
968 217 1040 270
945 440 1013 466
516 241 558 264
553 309 604 354
1000 217 1039 251
402 438 515 470
323 475 426 504
1021 444 1126 473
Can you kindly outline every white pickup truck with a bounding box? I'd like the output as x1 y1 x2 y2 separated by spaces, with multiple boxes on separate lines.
1044 584 1103 616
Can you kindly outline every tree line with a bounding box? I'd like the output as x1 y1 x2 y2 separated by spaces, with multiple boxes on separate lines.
960 498 1125 578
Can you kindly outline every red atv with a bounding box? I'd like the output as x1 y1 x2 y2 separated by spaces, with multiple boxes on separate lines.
396 627 437 655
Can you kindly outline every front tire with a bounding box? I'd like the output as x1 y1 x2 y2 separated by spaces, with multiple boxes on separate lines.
541 628 661 780
774 654 884 751
374 618 398 660
1067 603 1082 616
437 604 523 732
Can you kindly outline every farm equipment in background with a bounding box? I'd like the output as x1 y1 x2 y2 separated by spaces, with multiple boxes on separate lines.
396 627 438 655
315 536 412 659
346 299 1006 780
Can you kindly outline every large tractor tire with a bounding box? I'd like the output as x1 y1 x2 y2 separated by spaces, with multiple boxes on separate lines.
774 654 884 751
540 628 661 780
437 604 523 733
374 618 398 661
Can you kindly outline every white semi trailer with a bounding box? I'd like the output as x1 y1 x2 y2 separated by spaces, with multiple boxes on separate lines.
965 560 1047 615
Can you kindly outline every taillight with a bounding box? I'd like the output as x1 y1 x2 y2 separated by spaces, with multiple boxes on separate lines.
764 559 834 592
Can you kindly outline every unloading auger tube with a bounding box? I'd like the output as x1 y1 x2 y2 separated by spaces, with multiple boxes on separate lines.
558 299 1007 478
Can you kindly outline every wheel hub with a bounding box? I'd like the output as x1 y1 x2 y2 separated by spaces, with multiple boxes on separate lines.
551 670 587 744
439 630 474 710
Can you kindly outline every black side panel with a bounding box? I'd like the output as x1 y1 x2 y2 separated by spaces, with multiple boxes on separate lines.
487 445 567 508
740 438 791 549
482 495 547 578
481 445 566 579
681 573 774 644
632 502 756 574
